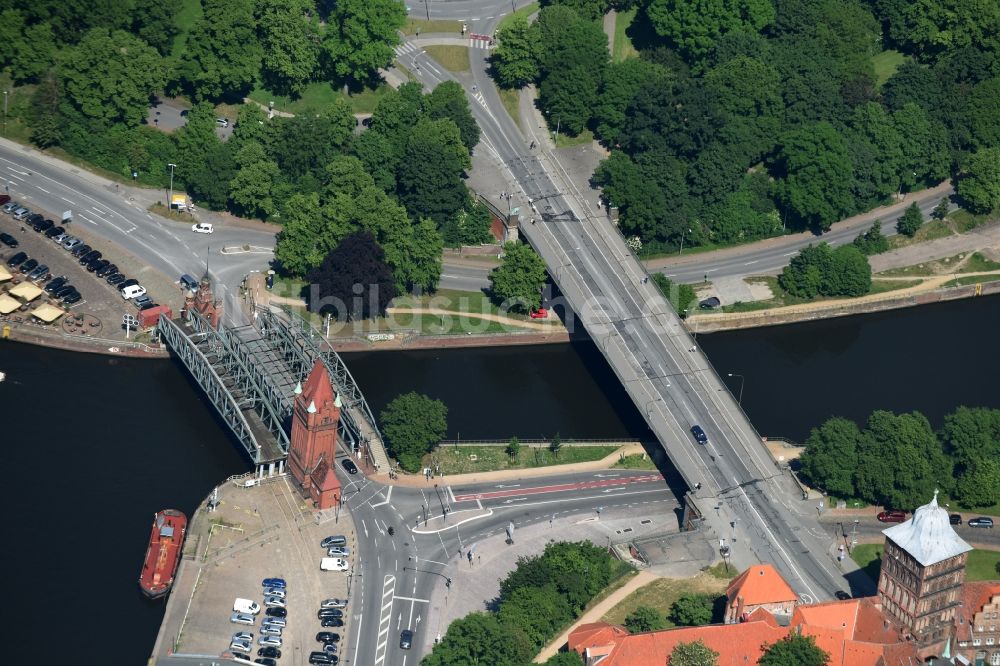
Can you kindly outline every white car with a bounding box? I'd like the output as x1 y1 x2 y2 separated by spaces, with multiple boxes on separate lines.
229 640 252 653
263 587 286 599
260 626 282 637
258 636 282 648
320 557 349 572
230 612 255 625
264 595 287 608
232 632 254 642
191 222 214 234
327 546 351 557
320 598 348 609
262 616 287 628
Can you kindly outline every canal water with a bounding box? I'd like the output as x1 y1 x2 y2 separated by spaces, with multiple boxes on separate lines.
1 293 997 664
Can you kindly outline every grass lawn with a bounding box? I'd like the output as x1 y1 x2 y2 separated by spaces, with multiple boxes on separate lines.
887 219 954 249
613 454 657 470
872 50 907 87
170 0 204 60
876 252 970 277
869 278 923 294
393 288 527 318
497 3 539 33
613 9 640 62
943 273 1000 288
270 276 309 301
855 544 1000 583
601 573 731 628
427 444 619 474
424 45 470 72
402 17 463 35
498 87 522 130
959 252 1000 273
948 208 998 233
248 80 394 116
554 127 594 148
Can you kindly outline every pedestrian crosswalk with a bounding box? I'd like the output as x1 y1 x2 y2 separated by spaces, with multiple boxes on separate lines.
470 36 495 50
394 42 420 58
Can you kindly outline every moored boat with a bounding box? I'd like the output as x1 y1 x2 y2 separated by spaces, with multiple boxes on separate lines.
139 509 187 599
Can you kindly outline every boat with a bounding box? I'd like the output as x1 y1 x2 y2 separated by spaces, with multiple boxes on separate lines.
139 509 188 599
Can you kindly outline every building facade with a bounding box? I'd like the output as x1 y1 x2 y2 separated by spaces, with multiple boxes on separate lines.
287 360 342 510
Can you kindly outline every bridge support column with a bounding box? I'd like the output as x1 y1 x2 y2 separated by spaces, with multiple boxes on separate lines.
278 460 284 475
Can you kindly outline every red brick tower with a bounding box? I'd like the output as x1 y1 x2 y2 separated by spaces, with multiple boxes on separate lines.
288 360 342 509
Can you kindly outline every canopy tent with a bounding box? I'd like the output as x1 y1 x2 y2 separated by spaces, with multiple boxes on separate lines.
30 302 65 323
0 294 21 314
0 266 12 282
8 282 44 301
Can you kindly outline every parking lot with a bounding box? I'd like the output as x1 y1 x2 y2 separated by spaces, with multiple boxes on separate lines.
0 197 183 338
154 476 357 666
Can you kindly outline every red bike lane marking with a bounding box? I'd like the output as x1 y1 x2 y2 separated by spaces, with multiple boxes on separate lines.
453 474 661 502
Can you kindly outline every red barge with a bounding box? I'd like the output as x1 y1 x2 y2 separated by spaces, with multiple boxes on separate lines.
139 509 188 599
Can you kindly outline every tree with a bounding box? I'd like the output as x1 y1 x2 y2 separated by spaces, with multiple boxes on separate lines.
174 102 224 190
955 458 1000 508
779 244 830 298
932 197 951 220
549 432 562 456
498 584 574 648
593 59 672 146
489 242 548 311
490 15 539 88
271 103 356 180
132 0 183 55
424 81 481 152
759 633 830 666
882 0 1000 62
29 70 63 148
187 143 237 210
669 593 716 626
7 21 56 83
773 122 855 231
228 142 281 220
322 0 405 87
941 407 1000 507
645 0 776 64
798 417 863 498
305 230 396 319
397 118 471 224
543 652 585 666
669 640 719 666
897 202 924 236
57 28 165 127
421 612 534 666
256 0 321 96
624 606 667 633
958 147 1000 213
852 221 890 255
506 437 521 460
824 245 871 297
855 411 949 509
395 217 444 293
441 201 494 248
652 274 698 314
380 391 448 472
178 0 262 101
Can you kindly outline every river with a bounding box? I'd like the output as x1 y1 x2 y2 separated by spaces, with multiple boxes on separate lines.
1 293 997 664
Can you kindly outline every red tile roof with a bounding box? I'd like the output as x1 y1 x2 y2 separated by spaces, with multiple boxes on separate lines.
301 359 335 410
310 460 340 492
955 582 1000 642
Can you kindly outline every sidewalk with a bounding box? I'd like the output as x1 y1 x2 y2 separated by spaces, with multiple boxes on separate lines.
534 570 656 662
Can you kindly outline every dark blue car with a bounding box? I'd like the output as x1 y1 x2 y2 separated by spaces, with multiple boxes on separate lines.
262 577 286 589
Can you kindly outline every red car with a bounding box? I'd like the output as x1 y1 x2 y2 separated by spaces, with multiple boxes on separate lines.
529 307 549 319
877 510 907 523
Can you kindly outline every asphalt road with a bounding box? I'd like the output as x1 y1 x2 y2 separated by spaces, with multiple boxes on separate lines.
0 140 276 325
340 464 678 666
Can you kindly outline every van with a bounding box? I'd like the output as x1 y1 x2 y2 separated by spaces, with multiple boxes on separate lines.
234 598 261 615
179 274 199 291
121 284 146 300
320 557 348 572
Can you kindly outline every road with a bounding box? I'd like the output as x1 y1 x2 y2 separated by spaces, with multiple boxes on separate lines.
0 139 276 325
339 464 678 666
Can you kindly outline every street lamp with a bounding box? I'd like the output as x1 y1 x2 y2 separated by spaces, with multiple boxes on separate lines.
2 90 7 137
645 397 663 416
167 163 177 216
678 227 692 255
727 373 744 405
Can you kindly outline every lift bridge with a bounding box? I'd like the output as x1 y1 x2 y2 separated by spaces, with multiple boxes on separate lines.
157 306 390 471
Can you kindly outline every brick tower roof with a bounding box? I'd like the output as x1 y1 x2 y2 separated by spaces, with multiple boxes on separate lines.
300 360 335 410
882 491 972 566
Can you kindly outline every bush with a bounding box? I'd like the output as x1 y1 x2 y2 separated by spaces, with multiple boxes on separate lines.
779 243 871 298
897 202 924 236
852 221 890 255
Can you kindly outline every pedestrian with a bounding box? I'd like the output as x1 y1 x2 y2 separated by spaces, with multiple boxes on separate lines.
478 554 481 564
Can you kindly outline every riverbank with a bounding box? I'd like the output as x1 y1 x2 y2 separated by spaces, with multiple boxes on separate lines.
1 322 169 357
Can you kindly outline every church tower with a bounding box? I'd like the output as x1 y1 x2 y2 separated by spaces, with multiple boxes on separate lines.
287 360 342 509
877 491 972 659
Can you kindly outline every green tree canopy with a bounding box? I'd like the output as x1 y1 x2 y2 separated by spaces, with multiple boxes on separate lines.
624 606 667 633
669 593 717 626
594 59 672 146
178 0 262 101
131 0 183 55
498 584 574 648
852 221 890 255
759 633 830 666
380 391 448 472
897 202 924 236
424 81 481 152
773 122 854 231
646 0 776 64
256 0 322 96
228 141 281 219
421 612 534 666
397 118 471 224
799 417 863 498
490 15 540 88
322 0 405 86
958 147 1000 213
489 242 548 312
669 640 720 666
58 28 165 127
652 274 698 315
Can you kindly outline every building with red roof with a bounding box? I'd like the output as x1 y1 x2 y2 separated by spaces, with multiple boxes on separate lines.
288 360 342 510
724 564 798 624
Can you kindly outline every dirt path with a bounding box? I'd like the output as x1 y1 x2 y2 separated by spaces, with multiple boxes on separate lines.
386 306 562 331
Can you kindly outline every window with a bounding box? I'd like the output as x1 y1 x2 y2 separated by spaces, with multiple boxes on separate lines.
974 638 982 646
990 652 1000 666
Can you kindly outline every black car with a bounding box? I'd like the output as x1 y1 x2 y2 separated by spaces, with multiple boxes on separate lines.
834 590 852 600
45 277 68 293
0 232 17 248
949 514 962 525
62 291 82 305
139 301 159 311
19 258 38 274
320 617 343 628
55 285 77 299
690 424 708 444
34 219 54 234
255 659 277 666
79 250 102 265
88 259 110 274
318 609 343 618
265 607 287 618
6 251 27 267
97 263 118 278
400 629 413 649
45 225 64 239
71 243 91 257
968 517 994 528
26 213 44 227
316 632 340 644
107 273 126 286
308 653 336 665
119 278 139 291
341 459 358 475
257 647 282 658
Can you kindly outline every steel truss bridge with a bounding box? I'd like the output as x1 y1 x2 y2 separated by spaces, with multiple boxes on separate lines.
158 307 390 470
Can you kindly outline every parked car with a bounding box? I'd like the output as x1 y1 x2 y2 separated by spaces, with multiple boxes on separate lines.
262 577 287 589
327 546 351 557
308 652 336 665
529 307 549 319
834 590 852 600
45 277 68 293
191 222 214 234
13 207 31 220
316 632 341 644
230 640 252 653
320 617 343 628
139 300 159 311
264 596 286 608
71 243 91 258
318 608 343 618
88 259 110 274
97 263 118 278
258 636 282 648
28 264 49 281
6 251 27 267
263 587 286 599
19 258 38 274
262 616 286 628
121 284 146 300
216 118 230 127
232 632 254 643
107 273 126 286
62 237 82 250
254 659 277 666
265 607 287 618
968 517 994 528
55 285 77 299
340 459 358 475
690 424 708 444
400 629 413 649
231 612 256 625
34 219 54 234
320 536 347 549
877 510 907 523
320 599 348 609
320 558 349 572
0 232 18 248
257 647 281 658
322 643 338 654
1 200 18 213
133 294 154 309
0 195 12 208
61 290 82 305
949 514 962 525
26 213 43 226
79 250 102 265
260 626 282 637
44 225 64 239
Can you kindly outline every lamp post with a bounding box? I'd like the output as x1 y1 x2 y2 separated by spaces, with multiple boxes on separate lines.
167 163 177 215
727 373 744 405
645 397 663 416
2 90 7 137
678 227 692 255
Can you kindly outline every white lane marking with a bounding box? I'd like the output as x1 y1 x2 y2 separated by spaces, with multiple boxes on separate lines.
372 486 393 508
61 196 77 205
373 575 397 666
394 595 430 603
36 186 50 194
79 214 97 225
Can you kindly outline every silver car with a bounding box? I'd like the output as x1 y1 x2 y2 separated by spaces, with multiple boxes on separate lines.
263 616 287 628
264 595 286 608
230 612 255 625
63 237 82 250
320 598 348 609
263 587 286 599
232 631 254 642
327 546 351 557
12 207 30 220
229 640 252 653
260 626 282 637
258 635 282 648
1 202 18 214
